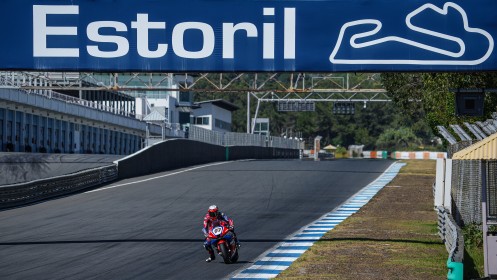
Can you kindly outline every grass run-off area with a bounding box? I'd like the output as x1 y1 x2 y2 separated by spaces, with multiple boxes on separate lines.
277 160 452 280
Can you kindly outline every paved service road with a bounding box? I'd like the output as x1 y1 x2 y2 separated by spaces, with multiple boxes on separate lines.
0 153 123 185
0 159 394 280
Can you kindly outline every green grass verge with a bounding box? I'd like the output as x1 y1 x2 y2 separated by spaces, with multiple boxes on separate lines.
463 223 485 278
398 159 436 175
464 245 484 278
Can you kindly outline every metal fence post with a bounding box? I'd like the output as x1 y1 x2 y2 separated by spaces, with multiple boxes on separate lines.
435 158 446 207
444 159 453 212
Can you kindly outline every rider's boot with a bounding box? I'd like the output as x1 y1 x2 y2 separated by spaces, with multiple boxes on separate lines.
205 245 216 262
205 251 216 262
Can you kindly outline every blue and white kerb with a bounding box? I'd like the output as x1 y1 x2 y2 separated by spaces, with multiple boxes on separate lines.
230 162 406 280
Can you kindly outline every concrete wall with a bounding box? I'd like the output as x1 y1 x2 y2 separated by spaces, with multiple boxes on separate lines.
116 139 224 179
227 146 299 160
116 139 299 179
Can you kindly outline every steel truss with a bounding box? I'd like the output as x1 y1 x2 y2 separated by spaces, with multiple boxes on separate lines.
2 71 390 134
10 72 389 98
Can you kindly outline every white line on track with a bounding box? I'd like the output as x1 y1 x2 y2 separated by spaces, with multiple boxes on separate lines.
85 161 235 194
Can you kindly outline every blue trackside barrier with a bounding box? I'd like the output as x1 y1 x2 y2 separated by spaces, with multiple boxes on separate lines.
447 259 463 280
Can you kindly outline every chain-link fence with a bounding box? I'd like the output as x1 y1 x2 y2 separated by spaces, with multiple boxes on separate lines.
224 131 266 147
447 141 473 158
486 161 497 220
451 159 482 225
188 125 301 149
189 125 224 146
450 143 497 225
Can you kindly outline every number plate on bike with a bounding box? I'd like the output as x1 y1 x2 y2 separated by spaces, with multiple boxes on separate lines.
212 226 223 235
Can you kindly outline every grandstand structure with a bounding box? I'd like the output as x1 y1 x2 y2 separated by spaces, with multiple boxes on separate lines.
0 72 173 154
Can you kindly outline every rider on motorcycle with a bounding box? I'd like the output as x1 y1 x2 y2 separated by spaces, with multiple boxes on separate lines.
202 205 240 262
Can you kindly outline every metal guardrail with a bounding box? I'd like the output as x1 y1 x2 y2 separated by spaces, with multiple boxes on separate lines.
0 165 117 210
436 206 464 263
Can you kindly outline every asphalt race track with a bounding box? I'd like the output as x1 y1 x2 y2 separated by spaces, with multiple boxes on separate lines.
0 159 394 279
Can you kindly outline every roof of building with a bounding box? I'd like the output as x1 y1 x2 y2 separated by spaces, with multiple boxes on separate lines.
143 107 166 122
195 99 240 112
323 144 337 150
452 132 497 160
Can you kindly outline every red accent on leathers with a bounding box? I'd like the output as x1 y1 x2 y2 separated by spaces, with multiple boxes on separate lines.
203 212 233 232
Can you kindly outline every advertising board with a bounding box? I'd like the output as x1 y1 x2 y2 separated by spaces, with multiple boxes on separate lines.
0 0 495 72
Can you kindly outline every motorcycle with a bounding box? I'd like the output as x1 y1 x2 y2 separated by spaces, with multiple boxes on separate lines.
207 221 239 264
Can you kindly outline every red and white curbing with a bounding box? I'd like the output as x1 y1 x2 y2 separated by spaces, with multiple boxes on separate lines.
362 151 447 159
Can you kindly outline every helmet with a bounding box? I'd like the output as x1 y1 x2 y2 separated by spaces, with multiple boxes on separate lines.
208 205 219 218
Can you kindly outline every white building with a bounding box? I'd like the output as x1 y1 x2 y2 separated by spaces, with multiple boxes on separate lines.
137 94 239 134
192 100 239 133
130 74 238 133
134 75 195 130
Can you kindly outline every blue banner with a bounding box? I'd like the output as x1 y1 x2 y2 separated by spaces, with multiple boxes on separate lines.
0 0 495 72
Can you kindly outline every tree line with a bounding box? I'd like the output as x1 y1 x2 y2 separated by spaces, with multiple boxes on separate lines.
195 73 497 151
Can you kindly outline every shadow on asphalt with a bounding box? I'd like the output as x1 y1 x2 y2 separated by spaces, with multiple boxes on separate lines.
0 239 324 246
0 238 443 246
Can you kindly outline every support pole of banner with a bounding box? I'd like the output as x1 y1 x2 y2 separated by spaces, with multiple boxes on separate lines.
314 136 322 161
247 91 250 134
251 99 261 134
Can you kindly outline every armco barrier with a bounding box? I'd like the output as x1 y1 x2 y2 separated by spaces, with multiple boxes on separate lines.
436 206 464 280
0 165 117 210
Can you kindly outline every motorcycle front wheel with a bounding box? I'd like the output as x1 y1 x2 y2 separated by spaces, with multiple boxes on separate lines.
219 243 231 264
231 248 239 263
